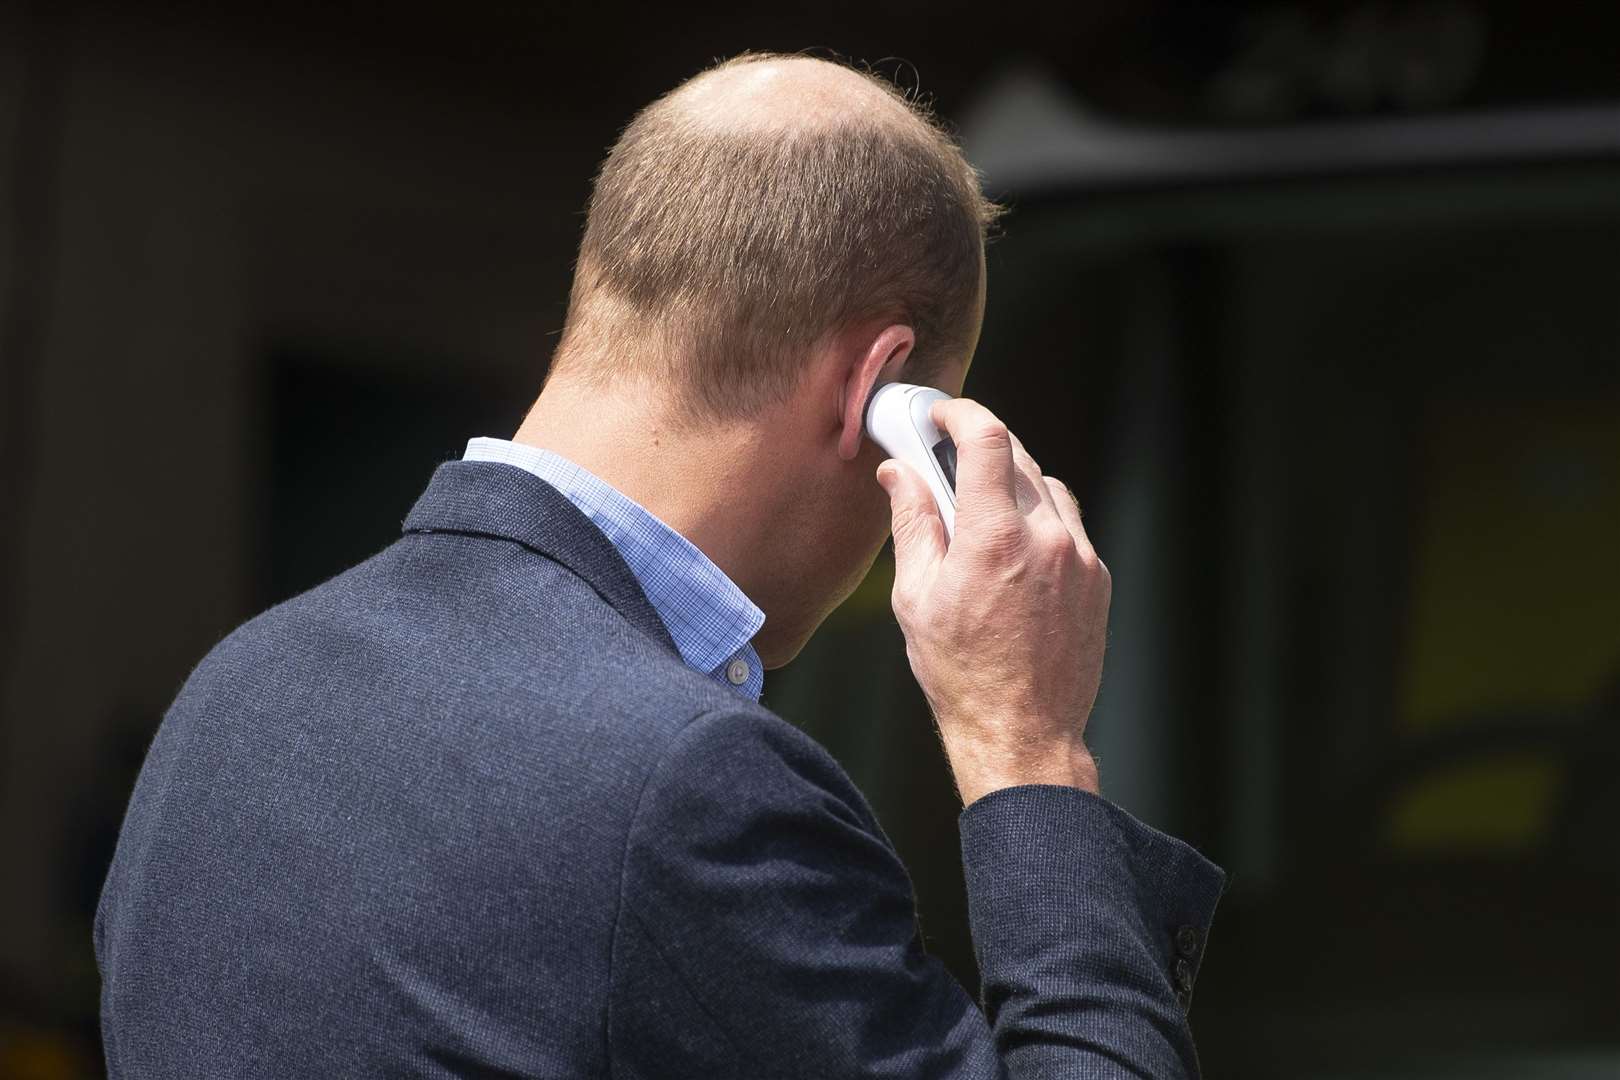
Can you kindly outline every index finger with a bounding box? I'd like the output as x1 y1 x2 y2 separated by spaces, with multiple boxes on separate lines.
929 397 1018 516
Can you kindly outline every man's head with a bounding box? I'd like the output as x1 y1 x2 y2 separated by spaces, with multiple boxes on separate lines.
527 52 1001 665
552 51 1000 417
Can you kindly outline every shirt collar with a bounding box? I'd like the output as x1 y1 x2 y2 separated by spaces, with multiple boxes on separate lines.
462 438 766 699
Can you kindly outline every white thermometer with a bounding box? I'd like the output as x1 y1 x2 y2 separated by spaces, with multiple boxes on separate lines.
865 383 958 540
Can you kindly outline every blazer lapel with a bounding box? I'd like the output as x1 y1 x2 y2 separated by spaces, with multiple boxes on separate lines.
401 460 679 656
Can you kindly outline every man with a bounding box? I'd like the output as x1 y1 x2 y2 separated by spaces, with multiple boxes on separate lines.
97 52 1224 1078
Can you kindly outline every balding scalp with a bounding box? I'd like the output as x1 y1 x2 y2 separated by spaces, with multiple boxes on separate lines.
554 52 1001 419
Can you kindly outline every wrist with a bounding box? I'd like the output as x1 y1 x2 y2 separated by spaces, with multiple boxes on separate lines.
947 736 1100 806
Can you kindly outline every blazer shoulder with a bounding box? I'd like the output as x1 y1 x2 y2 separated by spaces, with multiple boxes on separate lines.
629 698 888 863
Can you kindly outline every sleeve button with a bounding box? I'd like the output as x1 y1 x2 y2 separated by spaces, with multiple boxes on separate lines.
1174 958 1195 993
1175 925 1201 958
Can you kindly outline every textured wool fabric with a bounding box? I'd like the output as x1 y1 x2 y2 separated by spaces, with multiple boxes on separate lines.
461 438 765 699
97 459 1226 1078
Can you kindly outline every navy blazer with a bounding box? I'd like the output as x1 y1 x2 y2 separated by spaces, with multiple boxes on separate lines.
97 460 1225 1078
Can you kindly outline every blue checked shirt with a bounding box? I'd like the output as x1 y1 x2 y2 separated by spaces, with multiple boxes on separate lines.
463 438 766 701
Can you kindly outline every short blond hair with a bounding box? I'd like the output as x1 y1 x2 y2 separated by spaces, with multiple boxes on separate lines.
551 52 1003 418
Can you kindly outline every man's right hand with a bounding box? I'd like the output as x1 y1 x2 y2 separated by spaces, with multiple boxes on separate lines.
875 398 1110 807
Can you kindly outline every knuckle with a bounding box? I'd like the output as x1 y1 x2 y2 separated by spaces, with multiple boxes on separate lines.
970 418 1010 450
890 504 917 536
1043 475 1081 515
889 503 930 545
1010 434 1041 471
973 515 1028 560
1036 520 1075 559
890 582 920 619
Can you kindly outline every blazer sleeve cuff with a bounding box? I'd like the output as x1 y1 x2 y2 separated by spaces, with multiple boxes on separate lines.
959 784 1227 1007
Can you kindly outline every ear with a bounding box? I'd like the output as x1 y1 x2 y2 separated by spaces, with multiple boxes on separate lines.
837 324 915 461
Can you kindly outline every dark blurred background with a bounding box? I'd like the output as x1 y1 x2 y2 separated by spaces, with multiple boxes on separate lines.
3 1 1618 1076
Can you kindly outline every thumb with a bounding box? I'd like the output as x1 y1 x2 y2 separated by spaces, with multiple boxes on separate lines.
877 459 947 583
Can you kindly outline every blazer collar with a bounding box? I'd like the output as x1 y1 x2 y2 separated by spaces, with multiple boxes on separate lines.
402 460 678 656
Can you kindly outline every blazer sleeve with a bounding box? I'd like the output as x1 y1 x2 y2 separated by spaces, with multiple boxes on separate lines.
607 707 1226 1080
